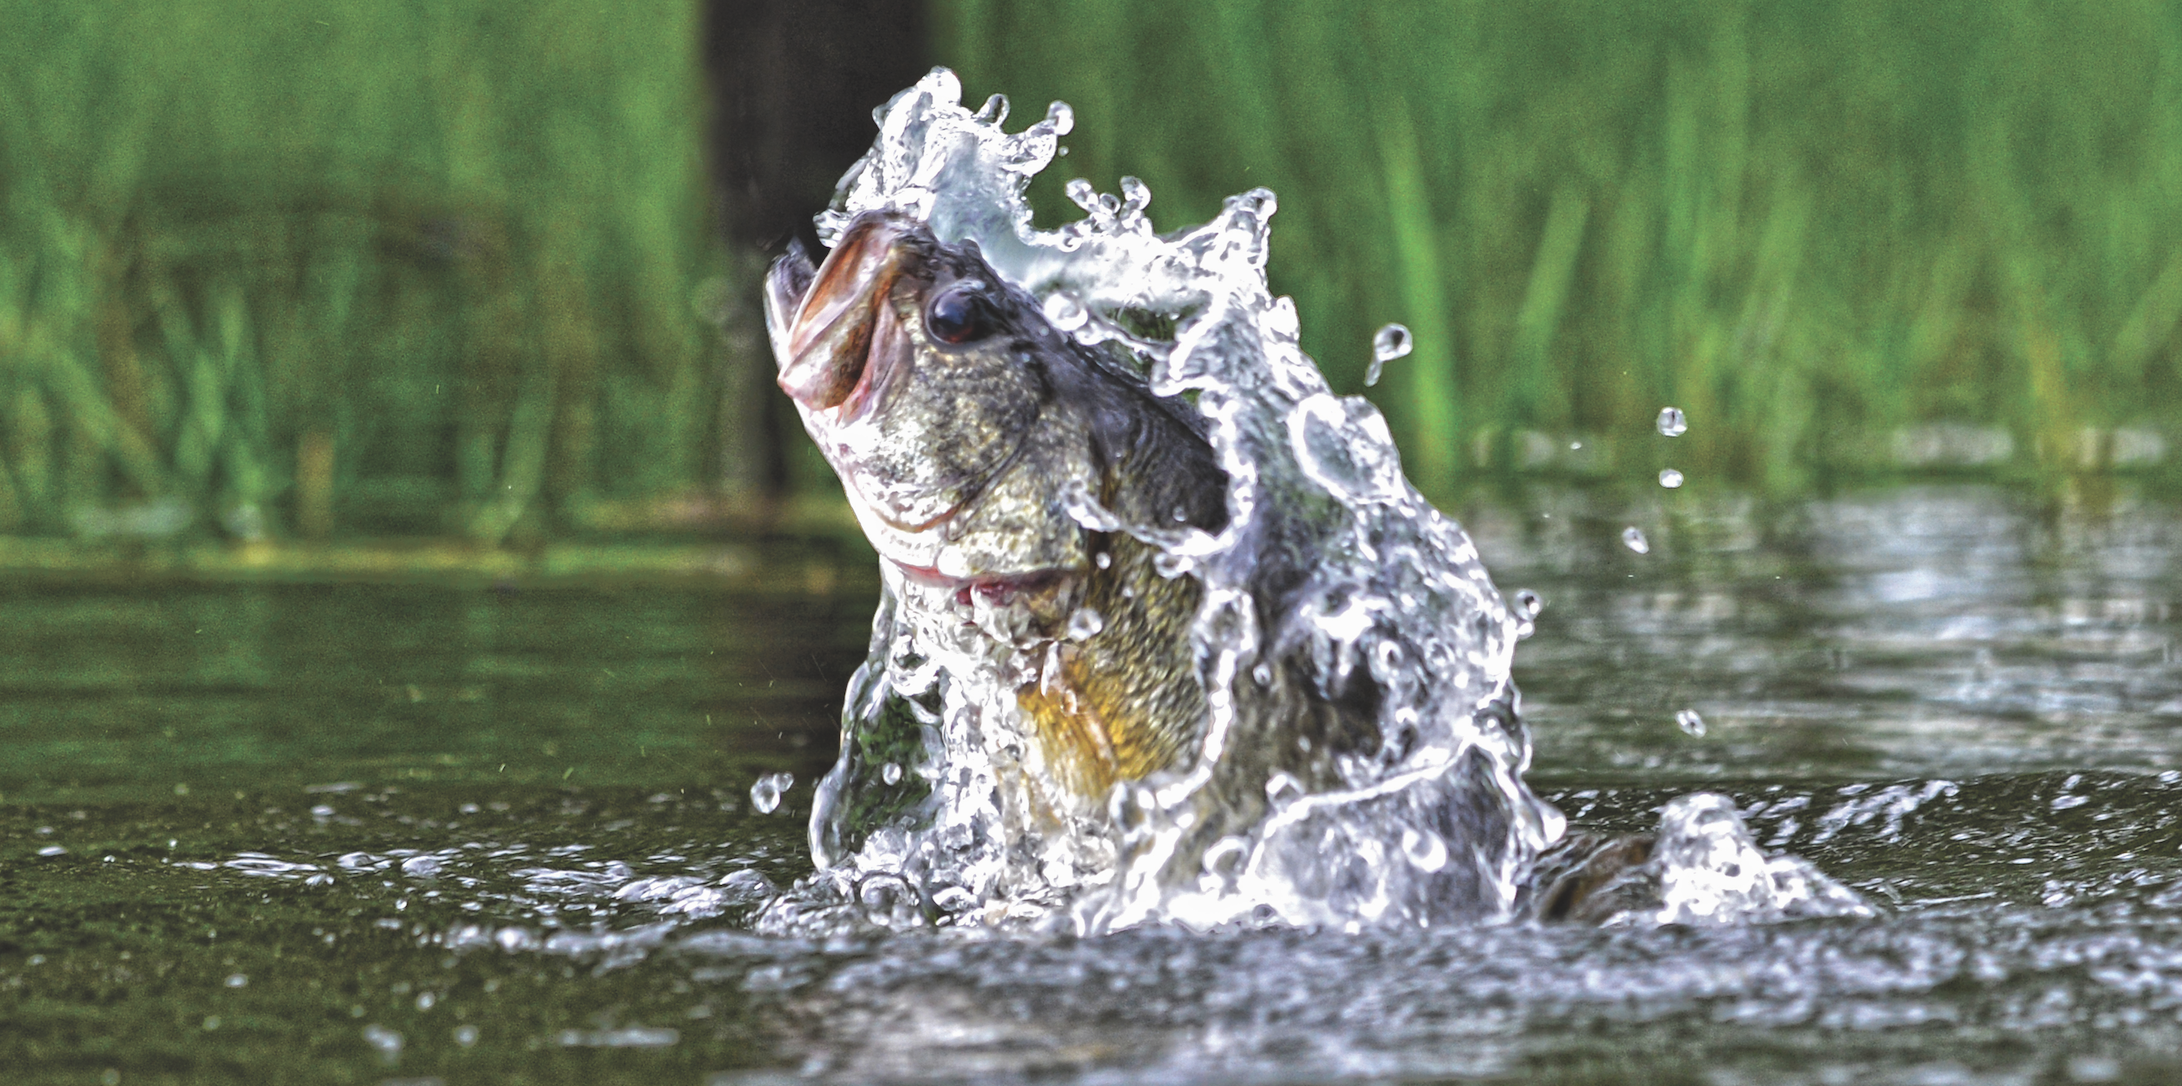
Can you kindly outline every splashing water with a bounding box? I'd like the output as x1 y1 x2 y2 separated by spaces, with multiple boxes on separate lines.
1364 322 1412 387
749 773 792 815
775 68 1857 936
1622 526 1651 554
1659 468 1685 489
1657 406 1688 437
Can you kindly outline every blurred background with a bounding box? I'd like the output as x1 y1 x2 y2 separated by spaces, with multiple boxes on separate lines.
9 12 2182 1076
1 0 2178 556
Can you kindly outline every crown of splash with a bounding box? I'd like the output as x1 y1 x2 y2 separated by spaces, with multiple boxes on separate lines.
820 68 1282 391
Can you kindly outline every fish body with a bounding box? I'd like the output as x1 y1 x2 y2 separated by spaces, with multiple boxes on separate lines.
767 210 1226 799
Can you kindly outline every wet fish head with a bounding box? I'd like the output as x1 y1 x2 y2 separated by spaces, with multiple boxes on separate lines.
765 210 1081 583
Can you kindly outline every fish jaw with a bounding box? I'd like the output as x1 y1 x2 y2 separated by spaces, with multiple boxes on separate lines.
770 212 927 413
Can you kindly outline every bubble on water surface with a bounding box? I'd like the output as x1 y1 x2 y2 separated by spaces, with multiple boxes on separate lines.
1657 406 1688 437
1364 323 1411 387
750 772 793 815
1676 709 1706 737
1623 526 1651 554
1659 468 1685 489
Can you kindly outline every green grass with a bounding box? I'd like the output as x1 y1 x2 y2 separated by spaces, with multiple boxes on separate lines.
0 1 720 541
5 2 2179 547
939 0 2182 497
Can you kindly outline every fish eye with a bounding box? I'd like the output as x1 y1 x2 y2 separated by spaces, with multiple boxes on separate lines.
925 284 992 345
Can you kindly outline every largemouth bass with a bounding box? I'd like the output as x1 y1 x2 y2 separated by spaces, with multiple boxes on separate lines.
767 209 1229 799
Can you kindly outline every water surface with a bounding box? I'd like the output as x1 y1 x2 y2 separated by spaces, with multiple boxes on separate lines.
7 485 2182 1084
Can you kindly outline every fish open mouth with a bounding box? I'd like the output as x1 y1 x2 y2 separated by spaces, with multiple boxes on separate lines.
766 212 926 420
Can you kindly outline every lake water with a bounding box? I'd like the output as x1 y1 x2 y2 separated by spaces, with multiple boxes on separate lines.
6 484 2182 1084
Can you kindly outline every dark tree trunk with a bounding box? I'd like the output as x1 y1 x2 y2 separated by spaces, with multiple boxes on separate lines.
699 0 932 504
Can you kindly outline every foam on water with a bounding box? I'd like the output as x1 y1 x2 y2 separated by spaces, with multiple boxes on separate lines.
783 68 1857 935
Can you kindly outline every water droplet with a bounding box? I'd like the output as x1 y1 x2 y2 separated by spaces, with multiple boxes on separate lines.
454 1024 480 1048
1364 323 1412 387
1094 551 1112 570
1676 709 1706 737
1657 406 1688 437
362 1024 402 1065
858 873 914 911
1252 663 1274 686
1042 292 1088 331
1400 827 1449 872
1513 590 1543 620
1042 100 1074 135
1064 177 1097 211
1066 607 1106 640
1658 468 1685 489
1622 526 1650 554
225 973 248 988
881 762 903 785
1118 175 1151 213
749 772 793 814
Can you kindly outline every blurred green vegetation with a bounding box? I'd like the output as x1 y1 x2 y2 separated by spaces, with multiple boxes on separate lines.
942 0 2182 496
0 1 723 544
5 1 2180 553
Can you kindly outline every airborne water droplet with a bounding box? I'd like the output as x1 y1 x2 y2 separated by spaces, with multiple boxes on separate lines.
1657 406 1688 437
1513 589 1543 620
1676 709 1707 737
1622 526 1651 554
1094 551 1112 570
749 772 793 814
1658 468 1685 489
1364 323 1413 387
881 762 902 785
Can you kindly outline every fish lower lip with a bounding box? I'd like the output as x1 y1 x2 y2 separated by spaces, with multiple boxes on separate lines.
890 561 1076 602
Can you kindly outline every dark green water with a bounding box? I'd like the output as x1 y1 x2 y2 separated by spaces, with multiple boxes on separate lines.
7 486 2182 1084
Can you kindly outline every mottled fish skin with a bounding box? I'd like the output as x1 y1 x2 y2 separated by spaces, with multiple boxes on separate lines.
767 210 1228 794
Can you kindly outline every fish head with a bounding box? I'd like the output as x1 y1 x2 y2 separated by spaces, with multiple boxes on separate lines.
766 210 1084 583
